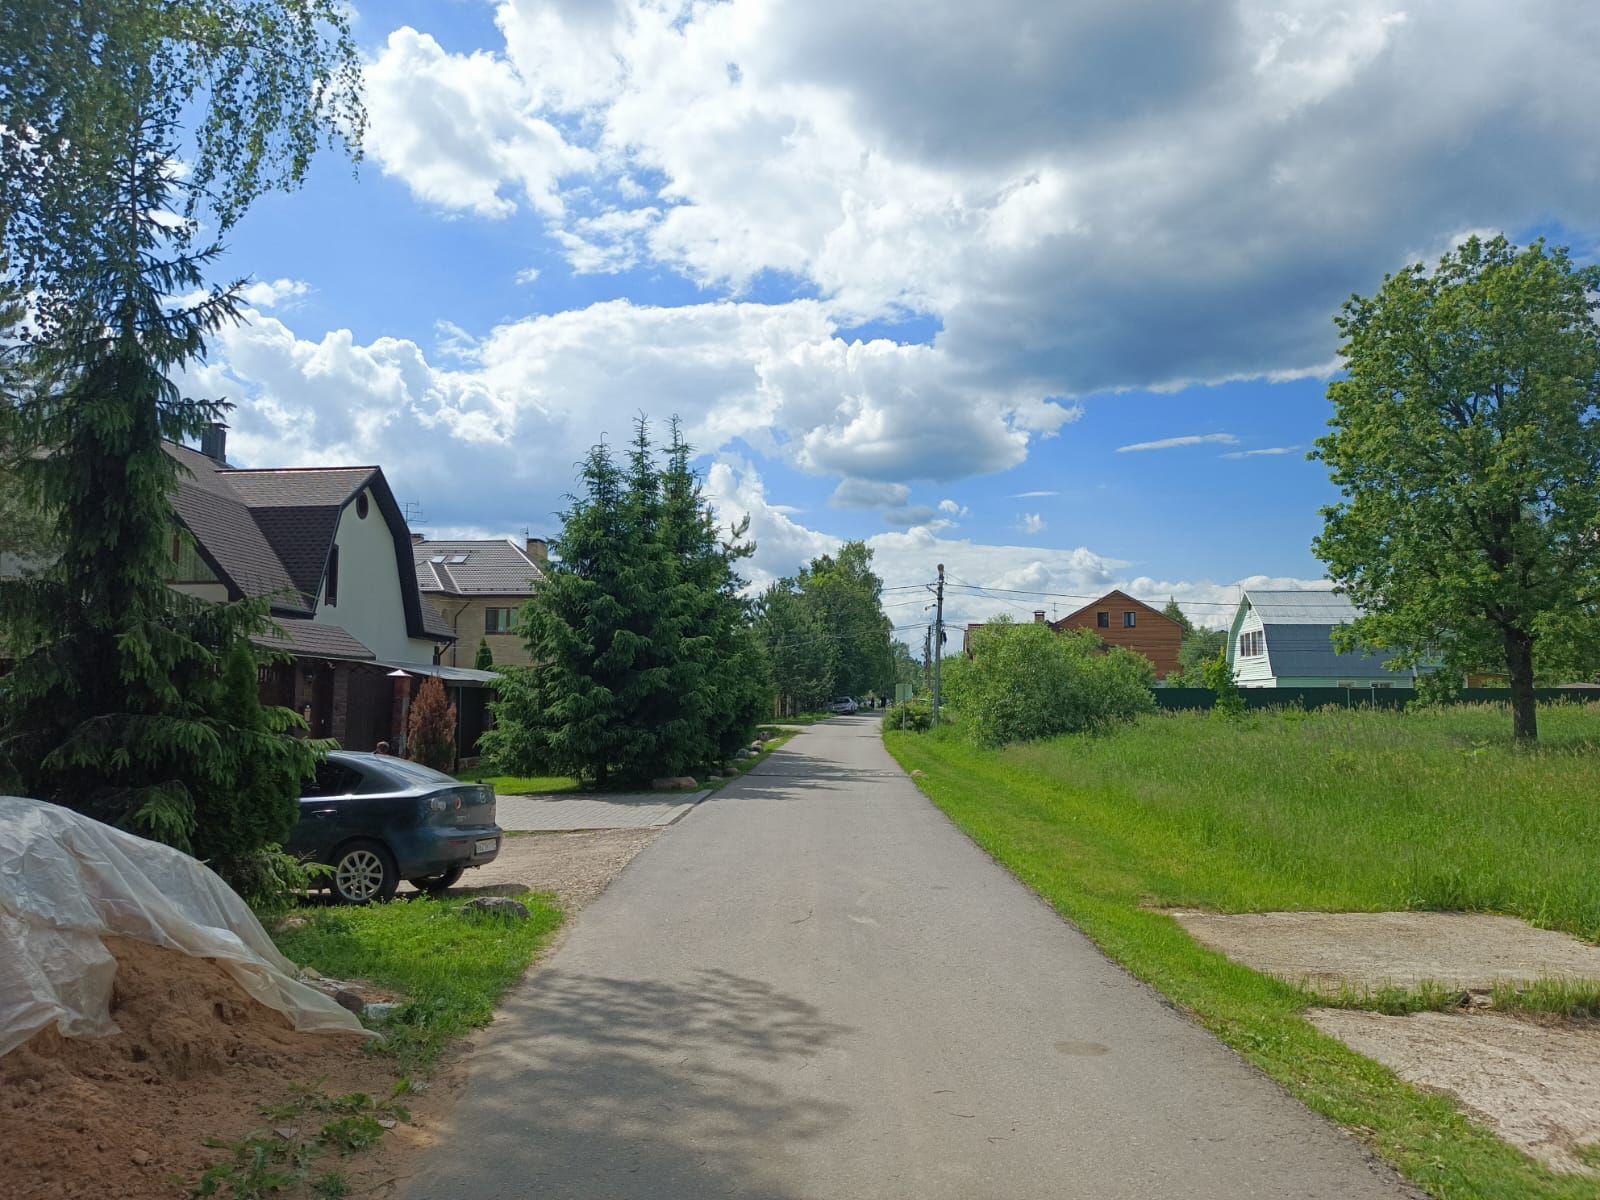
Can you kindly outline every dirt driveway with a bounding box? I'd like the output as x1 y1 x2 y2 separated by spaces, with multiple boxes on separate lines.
414 828 664 912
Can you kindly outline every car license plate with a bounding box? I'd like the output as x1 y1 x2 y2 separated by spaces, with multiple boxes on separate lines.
475 838 497 855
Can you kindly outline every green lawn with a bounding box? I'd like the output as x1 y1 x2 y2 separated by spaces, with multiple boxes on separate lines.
457 768 582 794
273 895 563 1072
886 703 1600 1200
463 731 799 795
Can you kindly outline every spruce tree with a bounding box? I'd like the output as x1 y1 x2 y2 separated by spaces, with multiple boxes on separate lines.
659 419 768 761
620 416 687 773
0 5 358 870
485 443 649 785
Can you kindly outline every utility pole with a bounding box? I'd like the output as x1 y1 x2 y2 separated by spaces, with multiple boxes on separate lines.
932 563 945 727
923 624 932 692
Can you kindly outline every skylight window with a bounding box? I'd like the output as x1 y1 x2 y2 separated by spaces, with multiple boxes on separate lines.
448 554 469 564
430 555 446 564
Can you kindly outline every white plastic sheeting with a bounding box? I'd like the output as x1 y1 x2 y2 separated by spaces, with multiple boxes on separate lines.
0 796 367 1057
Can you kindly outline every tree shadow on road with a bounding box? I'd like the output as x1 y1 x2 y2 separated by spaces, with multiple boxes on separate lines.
405 968 855 1199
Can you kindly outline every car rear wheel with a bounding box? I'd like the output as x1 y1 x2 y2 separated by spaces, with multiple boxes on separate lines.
407 864 465 896
331 840 398 905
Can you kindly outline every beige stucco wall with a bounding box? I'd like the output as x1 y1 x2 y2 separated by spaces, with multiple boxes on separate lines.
425 595 531 667
316 490 439 664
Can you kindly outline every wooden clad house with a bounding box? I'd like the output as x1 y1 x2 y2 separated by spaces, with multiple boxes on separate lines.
1052 590 1183 679
962 591 1184 679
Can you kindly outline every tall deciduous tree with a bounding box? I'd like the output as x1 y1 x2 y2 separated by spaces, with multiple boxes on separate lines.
0 3 359 867
1314 236 1600 742
796 541 894 699
754 581 837 716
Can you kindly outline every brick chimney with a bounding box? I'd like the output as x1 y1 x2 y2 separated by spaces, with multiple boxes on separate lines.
525 536 549 565
200 421 228 466
1034 610 1047 623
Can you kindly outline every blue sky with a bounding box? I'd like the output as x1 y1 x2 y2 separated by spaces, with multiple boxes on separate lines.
190 0 1600 633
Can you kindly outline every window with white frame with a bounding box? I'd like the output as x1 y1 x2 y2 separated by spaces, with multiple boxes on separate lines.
1239 630 1265 657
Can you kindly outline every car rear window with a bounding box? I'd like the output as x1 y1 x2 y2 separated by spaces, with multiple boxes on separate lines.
372 757 459 787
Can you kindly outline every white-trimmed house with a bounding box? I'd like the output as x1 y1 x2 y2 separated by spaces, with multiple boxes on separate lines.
1227 589 1416 689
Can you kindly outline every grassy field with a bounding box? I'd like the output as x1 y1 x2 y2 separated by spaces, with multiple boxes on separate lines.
886 703 1600 1200
274 895 563 1071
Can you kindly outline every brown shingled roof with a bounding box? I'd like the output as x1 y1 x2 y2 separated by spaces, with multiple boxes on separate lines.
166 443 311 614
165 444 450 646
253 618 375 661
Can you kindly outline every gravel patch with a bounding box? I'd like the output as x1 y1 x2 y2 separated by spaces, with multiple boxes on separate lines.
1310 1008 1600 1173
418 828 663 912
1170 910 1600 993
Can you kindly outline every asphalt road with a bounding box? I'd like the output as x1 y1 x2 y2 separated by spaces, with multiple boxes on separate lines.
404 716 1413 1199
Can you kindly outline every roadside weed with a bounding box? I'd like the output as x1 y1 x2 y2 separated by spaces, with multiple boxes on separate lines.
189 1083 412 1197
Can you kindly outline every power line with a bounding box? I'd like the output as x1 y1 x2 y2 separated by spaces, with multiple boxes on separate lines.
942 582 1246 609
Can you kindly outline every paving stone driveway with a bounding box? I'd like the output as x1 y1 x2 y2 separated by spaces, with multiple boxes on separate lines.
494 790 710 832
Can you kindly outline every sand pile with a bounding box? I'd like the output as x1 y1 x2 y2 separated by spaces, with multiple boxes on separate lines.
0 936 384 1200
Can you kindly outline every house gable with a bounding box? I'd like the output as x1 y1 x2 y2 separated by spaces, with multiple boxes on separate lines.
1053 590 1183 677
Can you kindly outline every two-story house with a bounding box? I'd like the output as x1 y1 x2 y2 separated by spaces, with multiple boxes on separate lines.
1052 590 1182 679
413 537 546 667
165 431 497 755
1226 589 1413 688
961 591 1183 679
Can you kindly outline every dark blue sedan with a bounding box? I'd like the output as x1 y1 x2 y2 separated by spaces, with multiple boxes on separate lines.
289 752 502 904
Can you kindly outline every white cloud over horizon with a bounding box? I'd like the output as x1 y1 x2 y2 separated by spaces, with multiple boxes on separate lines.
701 459 1326 635
188 0 1600 634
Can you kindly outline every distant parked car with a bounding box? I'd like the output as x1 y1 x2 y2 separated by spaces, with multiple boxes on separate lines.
288 752 502 904
830 697 859 714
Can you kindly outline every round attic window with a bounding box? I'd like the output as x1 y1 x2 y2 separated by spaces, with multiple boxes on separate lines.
356 492 370 519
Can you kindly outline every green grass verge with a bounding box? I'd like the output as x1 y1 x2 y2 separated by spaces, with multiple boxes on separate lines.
710 732 793 788
465 729 800 796
885 704 1600 1199
457 769 583 795
274 895 563 1072
766 711 837 726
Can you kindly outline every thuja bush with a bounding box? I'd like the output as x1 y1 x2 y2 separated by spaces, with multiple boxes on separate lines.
407 676 457 773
